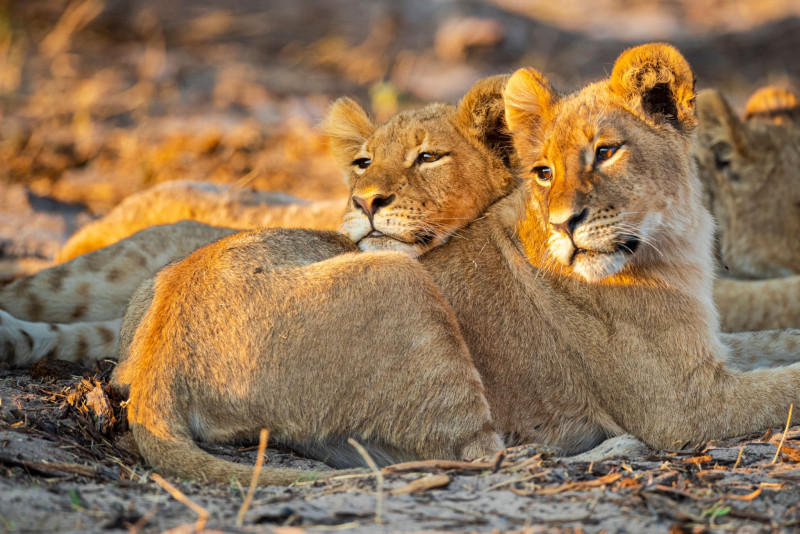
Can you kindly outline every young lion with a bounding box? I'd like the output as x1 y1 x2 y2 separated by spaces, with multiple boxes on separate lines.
0 75 516 366
114 43 800 485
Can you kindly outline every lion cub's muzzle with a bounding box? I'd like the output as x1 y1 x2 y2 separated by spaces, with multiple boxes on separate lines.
547 205 642 282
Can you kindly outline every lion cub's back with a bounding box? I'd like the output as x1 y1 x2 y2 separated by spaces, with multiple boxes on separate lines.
115 228 358 374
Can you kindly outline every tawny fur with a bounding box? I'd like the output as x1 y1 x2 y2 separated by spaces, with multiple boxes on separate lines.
115 44 800 485
11 82 794 339
115 231 502 485
0 221 236 365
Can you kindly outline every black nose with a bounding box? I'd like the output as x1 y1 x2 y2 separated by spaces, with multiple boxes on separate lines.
352 193 395 221
551 208 588 237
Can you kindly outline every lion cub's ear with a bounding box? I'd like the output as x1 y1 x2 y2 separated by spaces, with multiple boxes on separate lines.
503 67 558 137
745 86 800 125
322 97 377 170
456 75 514 163
610 43 696 132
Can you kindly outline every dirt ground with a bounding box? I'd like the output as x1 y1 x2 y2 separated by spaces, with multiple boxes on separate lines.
2 363 800 532
1 0 800 532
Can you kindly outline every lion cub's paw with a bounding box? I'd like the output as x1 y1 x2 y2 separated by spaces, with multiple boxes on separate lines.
561 434 650 463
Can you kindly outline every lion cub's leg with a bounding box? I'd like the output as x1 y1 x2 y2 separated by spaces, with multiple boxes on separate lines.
115 231 502 485
0 310 120 366
721 330 800 370
0 221 237 367
715 277 800 331
0 221 238 324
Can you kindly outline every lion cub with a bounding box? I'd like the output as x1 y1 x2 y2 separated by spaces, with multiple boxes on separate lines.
114 43 800 485
0 76 516 366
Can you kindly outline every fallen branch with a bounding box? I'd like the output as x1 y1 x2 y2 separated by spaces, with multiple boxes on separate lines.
0 451 99 479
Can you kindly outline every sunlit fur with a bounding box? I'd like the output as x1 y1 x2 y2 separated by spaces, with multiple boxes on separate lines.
506 46 703 286
57 181 345 262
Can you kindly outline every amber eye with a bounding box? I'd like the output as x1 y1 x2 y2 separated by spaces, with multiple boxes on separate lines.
352 158 371 169
595 145 620 163
418 152 442 164
532 166 552 182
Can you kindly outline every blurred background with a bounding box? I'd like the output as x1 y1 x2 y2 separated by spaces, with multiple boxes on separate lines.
1 0 799 275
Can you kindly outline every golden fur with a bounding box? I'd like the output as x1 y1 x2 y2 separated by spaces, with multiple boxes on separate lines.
114 44 800 486
25 82 796 340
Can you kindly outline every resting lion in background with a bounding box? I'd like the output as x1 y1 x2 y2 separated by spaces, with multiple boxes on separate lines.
695 86 800 330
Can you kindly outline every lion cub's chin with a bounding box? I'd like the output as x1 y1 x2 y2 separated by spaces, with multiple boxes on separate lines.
571 250 631 283
357 235 427 258
548 234 634 283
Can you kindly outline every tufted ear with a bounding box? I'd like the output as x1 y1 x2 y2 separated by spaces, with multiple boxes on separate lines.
456 75 514 164
696 89 747 169
744 86 800 125
503 67 557 137
609 43 696 132
322 97 377 170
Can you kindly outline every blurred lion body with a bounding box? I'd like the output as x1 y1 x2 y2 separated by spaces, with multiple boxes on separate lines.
56 181 346 262
695 86 800 330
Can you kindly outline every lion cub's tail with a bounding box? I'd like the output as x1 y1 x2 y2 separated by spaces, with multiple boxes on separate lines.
127 392 351 487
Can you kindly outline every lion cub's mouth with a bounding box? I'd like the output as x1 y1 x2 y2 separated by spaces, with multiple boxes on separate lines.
572 236 640 261
567 236 642 282
357 230 438 259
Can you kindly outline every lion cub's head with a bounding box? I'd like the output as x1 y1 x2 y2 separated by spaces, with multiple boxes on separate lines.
323 76 516 258
695 86 800 278
505 43 705 283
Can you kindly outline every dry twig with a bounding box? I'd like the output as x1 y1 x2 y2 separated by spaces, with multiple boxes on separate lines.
382 459 511 474
236 428 269 526
772 404 794 464
390 473 450 495
347 438 384 524
150 473 210 531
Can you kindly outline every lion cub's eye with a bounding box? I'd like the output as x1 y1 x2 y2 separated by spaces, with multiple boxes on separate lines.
352 158 371 169
595 145 620 163
532 166 552 183
418 152 442 164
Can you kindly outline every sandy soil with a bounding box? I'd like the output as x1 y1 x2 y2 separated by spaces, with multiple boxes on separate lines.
1 364 799 532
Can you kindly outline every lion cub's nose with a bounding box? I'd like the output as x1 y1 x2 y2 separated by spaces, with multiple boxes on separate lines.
551 208 588 238
352 193 395 222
